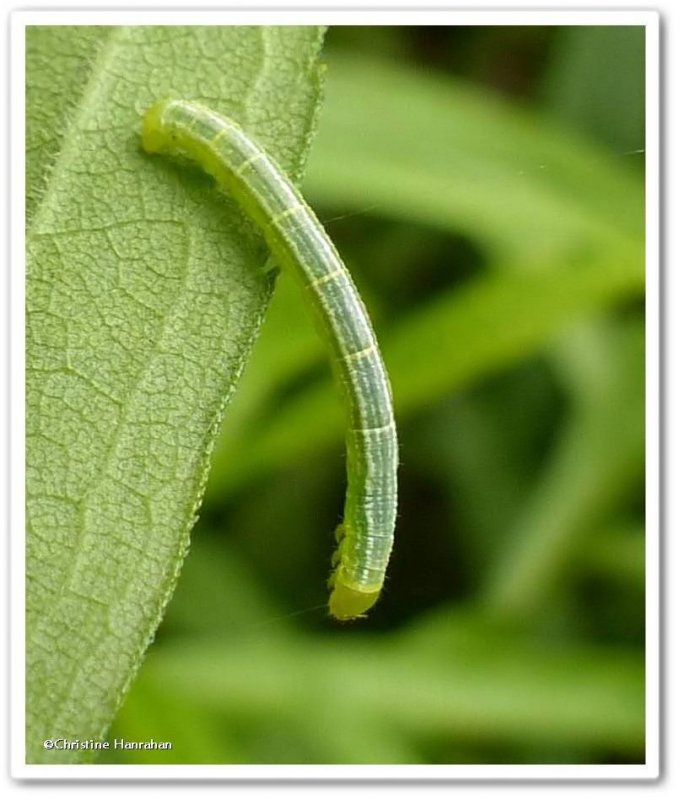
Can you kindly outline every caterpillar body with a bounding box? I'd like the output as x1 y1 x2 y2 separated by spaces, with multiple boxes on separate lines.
141 99 398 620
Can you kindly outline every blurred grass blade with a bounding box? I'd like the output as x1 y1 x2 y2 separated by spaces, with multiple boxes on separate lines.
582 524 645 588
483 320 645 618
110 608 644 762
304 52 644 265
206 248 644 499
542 26 645 153
204 48 645 505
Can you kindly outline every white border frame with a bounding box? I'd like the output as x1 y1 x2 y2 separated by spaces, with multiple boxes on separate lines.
9 6 660 782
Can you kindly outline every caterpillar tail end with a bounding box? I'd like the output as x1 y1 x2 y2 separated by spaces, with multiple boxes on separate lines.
329 581 381 621
141 100 170 155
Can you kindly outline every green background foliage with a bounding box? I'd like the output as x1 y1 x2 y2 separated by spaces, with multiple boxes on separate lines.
26 24 646 765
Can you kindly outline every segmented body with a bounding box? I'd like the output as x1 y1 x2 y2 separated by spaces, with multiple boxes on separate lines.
141 99 398 619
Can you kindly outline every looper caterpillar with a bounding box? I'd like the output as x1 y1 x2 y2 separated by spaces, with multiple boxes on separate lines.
141 99 398 620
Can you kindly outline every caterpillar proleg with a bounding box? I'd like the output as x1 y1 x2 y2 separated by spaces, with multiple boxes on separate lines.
141 99 398 620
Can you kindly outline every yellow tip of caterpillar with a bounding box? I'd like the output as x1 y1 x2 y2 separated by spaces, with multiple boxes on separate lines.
328 581 381 621
141 100 170 154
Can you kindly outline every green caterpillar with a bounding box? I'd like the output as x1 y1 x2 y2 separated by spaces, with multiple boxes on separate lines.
141 99 398 620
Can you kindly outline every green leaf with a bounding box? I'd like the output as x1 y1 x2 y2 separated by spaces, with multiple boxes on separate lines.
26 26 109 222
26 25 325 763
